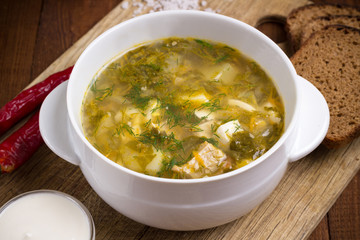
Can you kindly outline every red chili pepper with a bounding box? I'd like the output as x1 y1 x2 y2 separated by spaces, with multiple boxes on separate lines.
0 66 73 136
0 111 43 173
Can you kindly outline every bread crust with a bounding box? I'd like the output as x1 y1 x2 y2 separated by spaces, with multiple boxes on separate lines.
286 3 360 52
300 15 360 46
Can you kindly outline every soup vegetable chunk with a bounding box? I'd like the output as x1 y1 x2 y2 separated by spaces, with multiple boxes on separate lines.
81 37 284 179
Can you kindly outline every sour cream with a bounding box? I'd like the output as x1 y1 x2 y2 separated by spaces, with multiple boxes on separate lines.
0 190 94 240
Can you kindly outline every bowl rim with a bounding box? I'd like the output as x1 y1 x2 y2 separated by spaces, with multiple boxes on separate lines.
67 10 299 184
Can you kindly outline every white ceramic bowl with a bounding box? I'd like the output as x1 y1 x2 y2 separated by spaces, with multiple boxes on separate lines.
39 11 329 231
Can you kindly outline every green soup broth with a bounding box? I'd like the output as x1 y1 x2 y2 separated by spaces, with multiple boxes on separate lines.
81 37 285 179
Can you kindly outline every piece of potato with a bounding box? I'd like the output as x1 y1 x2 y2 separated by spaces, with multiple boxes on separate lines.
144 149 164 176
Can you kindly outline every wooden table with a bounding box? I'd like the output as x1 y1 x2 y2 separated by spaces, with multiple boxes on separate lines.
1 0 359 239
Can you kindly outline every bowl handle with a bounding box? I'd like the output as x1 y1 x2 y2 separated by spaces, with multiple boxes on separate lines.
288 76 330 162
39 81 80 165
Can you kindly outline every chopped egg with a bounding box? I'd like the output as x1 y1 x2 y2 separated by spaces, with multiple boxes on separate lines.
228 99 256 112
216 120 243 149
181 93 209 103
194 109 214 120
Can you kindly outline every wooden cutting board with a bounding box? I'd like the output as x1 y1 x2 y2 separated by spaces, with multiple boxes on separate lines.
11 0 360 239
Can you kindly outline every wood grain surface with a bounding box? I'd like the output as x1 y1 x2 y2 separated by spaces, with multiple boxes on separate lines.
1 0 359 239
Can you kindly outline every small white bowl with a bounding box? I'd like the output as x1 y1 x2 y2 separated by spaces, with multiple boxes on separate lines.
0 190 95 239
39 10 329 230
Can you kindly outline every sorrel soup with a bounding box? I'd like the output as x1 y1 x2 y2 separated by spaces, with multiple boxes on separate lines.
81 37 284 179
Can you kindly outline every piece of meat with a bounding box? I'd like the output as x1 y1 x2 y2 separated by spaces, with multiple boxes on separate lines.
172 142 233 178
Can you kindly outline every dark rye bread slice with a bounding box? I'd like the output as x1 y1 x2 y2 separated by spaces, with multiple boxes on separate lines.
291 25 360 148
286 3 360 51
300 15 360 45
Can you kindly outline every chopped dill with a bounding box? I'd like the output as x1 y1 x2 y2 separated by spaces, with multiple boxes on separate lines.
125 84 151 110
200 137 218 147
198 97 222 113
137 129 184 153
90 81 114 101
114 123 135 136
141 63 161 71
210 123 221 139
188 125 203 132
223 46 235 51
195 39 213 48
88 110 105 135
210 123 217 133
215 54 229 63
234 122 242 133
144 119 152 128
162 103 185 129
157 154 192 177
162 157 178 172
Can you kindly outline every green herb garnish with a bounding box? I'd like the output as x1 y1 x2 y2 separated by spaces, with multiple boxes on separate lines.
195 39 213 48
114 123 135 136
215 54 229 63
141 63 161 72
125 84 151 110
137 129 184 153
90 81 114 101
198 97 222 113
200 137 219 147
